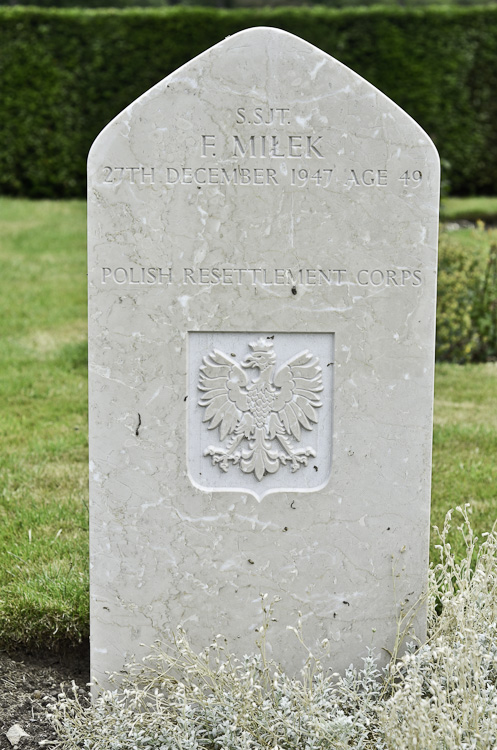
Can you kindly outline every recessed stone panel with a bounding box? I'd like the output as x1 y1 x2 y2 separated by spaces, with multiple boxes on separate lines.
88 28 439 687
188 331 334 500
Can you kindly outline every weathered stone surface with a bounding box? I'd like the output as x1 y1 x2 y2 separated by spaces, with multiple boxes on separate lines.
88 28 439 686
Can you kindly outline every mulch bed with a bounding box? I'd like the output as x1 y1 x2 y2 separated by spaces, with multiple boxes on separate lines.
0 643 89 749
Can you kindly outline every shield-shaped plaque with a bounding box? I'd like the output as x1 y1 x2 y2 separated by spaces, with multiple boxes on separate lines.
188 332 334 500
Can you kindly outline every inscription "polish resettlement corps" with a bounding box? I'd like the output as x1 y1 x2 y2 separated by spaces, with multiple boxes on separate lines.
100 266 423 288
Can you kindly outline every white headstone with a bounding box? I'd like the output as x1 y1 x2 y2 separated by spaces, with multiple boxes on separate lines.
88 27 439 686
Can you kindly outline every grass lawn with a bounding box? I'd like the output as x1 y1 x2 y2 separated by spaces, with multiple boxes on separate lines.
0 198 88 648
440 195 497 224
0 198 496 650
432 362 497 554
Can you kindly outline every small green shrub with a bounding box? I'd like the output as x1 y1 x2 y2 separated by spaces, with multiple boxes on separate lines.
436 233 497 363
473 243 497 361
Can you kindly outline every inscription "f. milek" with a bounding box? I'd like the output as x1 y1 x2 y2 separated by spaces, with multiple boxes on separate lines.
201 135 324 159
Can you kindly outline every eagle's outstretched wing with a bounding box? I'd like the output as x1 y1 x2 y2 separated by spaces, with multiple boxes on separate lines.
198 349 250 440
271 350 323 440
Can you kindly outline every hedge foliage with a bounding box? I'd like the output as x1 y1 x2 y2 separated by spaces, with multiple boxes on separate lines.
436 232 497 362
3 0 495 8
2 6 497 197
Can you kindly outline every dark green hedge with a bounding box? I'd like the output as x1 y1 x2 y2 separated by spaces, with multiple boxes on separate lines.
3 0 497 8
2 6 497 197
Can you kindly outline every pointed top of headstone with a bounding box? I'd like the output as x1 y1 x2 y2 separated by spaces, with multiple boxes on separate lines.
90 27 438 176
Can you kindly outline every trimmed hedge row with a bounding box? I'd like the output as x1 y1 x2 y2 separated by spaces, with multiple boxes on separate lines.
2 6 497 197
2 0 495 7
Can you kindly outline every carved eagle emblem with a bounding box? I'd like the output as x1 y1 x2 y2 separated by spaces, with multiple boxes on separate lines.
198 338 323 481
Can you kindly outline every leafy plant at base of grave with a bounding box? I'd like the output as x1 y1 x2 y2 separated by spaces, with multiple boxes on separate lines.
436 231 497 363
49 507 497 750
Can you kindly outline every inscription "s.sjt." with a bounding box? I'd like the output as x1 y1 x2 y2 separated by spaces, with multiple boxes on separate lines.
235 107 291 125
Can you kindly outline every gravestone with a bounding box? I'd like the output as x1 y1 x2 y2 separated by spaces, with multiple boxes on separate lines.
88 27 439 686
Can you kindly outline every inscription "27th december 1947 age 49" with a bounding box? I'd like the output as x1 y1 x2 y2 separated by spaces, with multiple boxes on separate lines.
103 164 423 188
